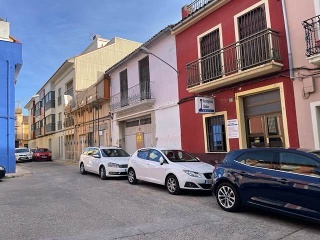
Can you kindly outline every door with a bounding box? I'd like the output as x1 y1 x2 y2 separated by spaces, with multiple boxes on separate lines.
272 151 320 220
235 150 279 205
146 149 166 184
91 148 101 174
133 149 150 180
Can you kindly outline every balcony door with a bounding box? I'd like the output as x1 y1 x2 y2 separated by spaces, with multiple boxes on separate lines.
238 4 268 69
139 56 151 100
200 29 222 82
120 69 128 107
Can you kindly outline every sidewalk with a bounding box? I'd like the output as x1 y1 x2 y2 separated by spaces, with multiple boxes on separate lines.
5 159 78 179
5 165 32 178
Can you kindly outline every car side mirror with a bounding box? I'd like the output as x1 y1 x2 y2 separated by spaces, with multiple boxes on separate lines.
159 157 164 165
92 154 101 158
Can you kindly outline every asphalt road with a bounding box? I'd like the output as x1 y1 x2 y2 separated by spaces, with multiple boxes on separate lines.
0 161 319 240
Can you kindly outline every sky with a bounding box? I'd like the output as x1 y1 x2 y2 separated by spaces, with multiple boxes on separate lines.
0 0 189 112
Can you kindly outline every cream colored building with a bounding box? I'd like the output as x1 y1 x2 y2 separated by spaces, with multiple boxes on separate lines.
25 35 141 161
14 107 29 148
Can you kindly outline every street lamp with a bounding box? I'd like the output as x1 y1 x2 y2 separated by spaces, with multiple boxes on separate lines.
139 46 179 76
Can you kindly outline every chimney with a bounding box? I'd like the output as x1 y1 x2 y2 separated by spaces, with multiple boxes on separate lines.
0 18 10 41
181 4 192 18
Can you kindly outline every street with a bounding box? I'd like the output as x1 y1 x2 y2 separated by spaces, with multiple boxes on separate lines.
0 161 319 240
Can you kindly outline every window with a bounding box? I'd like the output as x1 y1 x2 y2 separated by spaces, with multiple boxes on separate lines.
200 28 221 81
58 88 62 106
205 115 226 152
277 152 320 176
236 151 275 170
137 149 149 160
148 149 162 162
120 69 128 107
237 4 268 69
139 56 151 100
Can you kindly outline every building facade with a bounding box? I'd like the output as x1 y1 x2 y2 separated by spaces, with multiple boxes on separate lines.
292 0 320 149
25 36 141 161
173 0 299 164
15 107 29 148
106 26 181 154
0 19 22 173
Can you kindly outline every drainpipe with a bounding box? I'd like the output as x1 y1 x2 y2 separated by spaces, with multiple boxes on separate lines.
281 0 294 80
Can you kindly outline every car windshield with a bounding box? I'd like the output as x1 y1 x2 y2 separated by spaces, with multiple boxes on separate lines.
101 148 130 157
161 150 200 162
15 149 29 153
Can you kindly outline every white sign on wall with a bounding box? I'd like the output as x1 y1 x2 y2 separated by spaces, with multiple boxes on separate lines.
195 97 215 113
227 119 239 139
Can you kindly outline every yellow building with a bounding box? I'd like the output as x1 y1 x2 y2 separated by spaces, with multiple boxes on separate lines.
25 35 141 161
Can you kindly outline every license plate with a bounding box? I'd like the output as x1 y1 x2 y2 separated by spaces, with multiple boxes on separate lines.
42 156 47 158
205 180 212 184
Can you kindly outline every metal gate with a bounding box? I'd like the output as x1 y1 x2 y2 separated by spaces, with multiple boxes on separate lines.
124 115 152 154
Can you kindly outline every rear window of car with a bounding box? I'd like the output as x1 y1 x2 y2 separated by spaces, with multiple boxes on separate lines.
101 148 130 157
137 150 149 160
35 148 49 152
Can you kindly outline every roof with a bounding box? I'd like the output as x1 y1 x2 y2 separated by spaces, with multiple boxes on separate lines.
104 25 174 75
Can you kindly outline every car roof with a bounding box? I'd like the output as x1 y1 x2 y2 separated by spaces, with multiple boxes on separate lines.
88 146 123 149
137 147 183 151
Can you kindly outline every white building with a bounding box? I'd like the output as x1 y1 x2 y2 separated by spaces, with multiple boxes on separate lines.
106 26 181 154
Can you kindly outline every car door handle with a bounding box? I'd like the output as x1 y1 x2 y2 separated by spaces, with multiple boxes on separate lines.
274 178 289 184
240 171 255 176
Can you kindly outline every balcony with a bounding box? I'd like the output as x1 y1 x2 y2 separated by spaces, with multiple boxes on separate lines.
57 121 62 130
110 82 155 112
44 100 55 111
35 127 44 137
45 123 55 134
186 29 283 93
302 15 320 65
64 117 74 128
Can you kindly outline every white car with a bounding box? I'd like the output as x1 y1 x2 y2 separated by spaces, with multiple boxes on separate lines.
79 146 130 180
15 148 33 162
127 147 214 194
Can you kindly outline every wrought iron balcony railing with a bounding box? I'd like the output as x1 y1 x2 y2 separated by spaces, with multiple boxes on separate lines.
188 0 214 14
57 121 62 130
186 28 281 88
45 123 55 134
302 15 320 57
110 82 155 111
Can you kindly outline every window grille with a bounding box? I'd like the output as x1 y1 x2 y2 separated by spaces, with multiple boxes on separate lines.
205 115 226 152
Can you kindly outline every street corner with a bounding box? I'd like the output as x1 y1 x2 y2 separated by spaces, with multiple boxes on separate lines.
4 165 32 179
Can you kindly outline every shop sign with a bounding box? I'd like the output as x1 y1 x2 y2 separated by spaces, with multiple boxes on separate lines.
195 97 215 113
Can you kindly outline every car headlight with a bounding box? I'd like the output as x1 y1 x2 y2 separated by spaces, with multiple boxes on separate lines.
0 166 4 170
183 170 202 178
108 162 120 168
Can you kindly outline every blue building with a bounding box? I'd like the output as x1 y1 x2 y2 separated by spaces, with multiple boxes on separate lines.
0 19 22 173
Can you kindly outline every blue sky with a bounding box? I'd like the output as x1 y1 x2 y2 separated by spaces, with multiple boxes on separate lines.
0 0 188 111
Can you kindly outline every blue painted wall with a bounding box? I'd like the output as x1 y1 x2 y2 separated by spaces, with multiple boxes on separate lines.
0 40 22 173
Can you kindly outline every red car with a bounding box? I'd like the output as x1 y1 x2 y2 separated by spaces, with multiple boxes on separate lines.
33 148 52 161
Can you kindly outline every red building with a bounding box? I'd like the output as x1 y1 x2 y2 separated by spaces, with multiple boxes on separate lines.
172 0 299 164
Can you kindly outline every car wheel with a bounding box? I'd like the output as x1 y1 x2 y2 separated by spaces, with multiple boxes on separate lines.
80 163 86 175
127 168 138 184
100 166 107 180
216 182 240 212
166 175 180 195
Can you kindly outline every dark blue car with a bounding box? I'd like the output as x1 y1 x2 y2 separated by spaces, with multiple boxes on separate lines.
212 148 320 222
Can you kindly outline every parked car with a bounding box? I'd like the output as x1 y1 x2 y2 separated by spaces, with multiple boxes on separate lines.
15 148 33 162
127 147 214 194
33 148 52 161
79 146 130 180
212 148 320 223
0 165 5 179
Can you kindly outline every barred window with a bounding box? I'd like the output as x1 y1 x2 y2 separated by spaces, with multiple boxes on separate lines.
205 115 227 152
